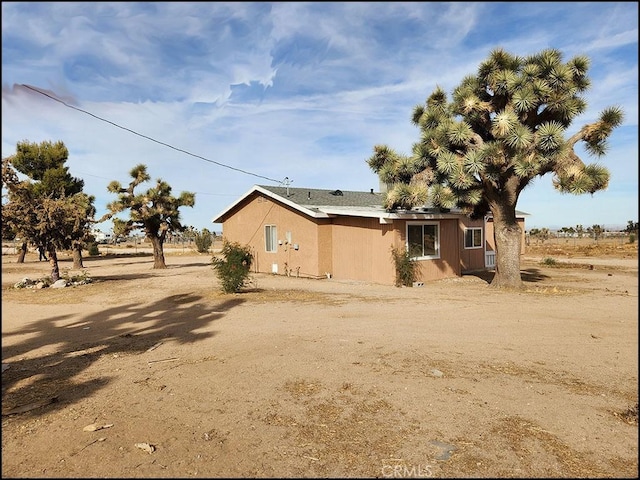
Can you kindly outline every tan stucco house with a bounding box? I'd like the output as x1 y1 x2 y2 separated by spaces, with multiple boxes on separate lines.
212 185 527 285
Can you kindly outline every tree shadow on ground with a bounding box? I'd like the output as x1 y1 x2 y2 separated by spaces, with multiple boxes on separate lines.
92 272 157 282
169 262 213 268
1 293 244 418
84 262 212 282
74 256 211 268
85 252 153 261
520 268 551 283
464 268 551 284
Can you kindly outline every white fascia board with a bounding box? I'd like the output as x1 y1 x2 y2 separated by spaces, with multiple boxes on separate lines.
211 184 258 223
318 206 461 222
384 213 462 222
380 213 458 223
486 210 530 219
211 185 330 223
317 206 386 218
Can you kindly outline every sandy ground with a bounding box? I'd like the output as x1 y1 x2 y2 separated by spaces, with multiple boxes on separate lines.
1 246 638 478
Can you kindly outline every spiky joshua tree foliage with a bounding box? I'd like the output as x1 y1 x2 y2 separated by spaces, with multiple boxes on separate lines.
105 164 195 269
367 47 623 288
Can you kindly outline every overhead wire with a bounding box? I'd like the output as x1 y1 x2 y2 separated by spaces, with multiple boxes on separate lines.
70 169 235 197
20 84 283 184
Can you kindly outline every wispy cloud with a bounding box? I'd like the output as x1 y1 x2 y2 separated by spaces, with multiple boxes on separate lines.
2 1 637 231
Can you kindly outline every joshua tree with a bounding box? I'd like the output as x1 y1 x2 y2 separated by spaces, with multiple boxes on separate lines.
105 164 195 269
367 47 623 288
2 141 94 280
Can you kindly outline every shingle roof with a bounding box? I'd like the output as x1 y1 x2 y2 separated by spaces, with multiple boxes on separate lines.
212 184 529 223
258 185 385 208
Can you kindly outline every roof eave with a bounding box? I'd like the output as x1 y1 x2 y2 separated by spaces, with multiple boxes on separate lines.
212 185 331 223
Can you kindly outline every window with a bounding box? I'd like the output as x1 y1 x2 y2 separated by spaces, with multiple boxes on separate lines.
407 222 439 259
464 227 483 249
265 225 277 252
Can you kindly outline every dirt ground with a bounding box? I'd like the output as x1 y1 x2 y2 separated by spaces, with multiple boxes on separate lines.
1 241 638 478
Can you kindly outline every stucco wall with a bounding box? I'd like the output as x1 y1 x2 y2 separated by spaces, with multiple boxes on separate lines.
220 193 326 278
218 192 501 285
329 217 396 284
317 223 333 277
394 218 461 282
459 216 486 272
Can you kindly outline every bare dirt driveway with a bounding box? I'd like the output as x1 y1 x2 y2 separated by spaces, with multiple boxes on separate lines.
1 245 638 478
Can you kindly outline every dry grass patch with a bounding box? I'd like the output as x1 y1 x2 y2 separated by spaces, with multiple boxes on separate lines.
522 284 584 295
527 240 638 259
207 287 375 307
490 415 610 477
2 282 102 304
612 402 639 426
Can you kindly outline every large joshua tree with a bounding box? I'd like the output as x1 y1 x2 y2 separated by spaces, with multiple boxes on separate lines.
367 48 624 289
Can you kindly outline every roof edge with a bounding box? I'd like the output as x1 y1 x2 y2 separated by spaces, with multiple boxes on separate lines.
212 185 330 223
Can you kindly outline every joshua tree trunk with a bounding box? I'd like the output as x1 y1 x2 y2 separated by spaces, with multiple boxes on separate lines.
150 236 167 269
47 245 61 282
489 202 523 289
16 241 27 263
72 241 84 269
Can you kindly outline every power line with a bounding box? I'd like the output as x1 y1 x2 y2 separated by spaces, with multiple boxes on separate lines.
72 169 237 197
20 84 283 184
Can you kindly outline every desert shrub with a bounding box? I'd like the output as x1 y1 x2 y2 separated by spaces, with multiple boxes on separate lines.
541 257 557 266
194 228 213 253
212 241 253 293
391 246 418 287
87 242 100 256
629 234 636 244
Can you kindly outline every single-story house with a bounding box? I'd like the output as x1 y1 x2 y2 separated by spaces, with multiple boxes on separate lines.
91 229 112 244
212 184 528 285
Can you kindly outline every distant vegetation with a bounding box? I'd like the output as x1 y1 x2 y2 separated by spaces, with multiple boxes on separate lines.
527 222 637 245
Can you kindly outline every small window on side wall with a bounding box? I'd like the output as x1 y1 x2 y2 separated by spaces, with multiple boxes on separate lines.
265 225 277 252
464 227 482 249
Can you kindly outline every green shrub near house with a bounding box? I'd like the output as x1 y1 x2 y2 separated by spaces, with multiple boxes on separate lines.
212 240 253 293
391 246 418 287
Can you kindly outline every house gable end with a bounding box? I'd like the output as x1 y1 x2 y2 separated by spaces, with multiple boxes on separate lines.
212 185 329 224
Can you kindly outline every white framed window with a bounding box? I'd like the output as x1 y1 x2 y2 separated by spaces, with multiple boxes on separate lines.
265 225 277 252
464 227 483 249
406 222 440 259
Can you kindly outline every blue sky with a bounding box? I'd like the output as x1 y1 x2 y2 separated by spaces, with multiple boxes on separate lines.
2 2 638 233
